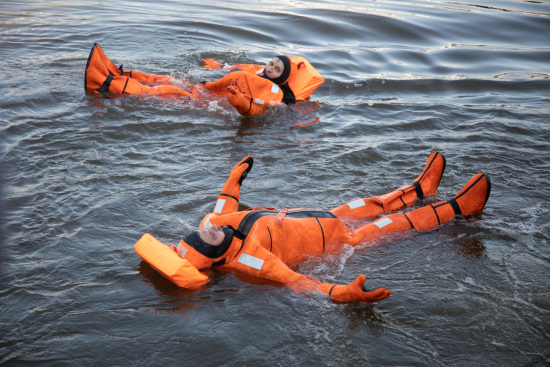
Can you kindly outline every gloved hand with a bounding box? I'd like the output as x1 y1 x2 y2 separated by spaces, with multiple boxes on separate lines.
201 58 223 69
227 87 268 116
227 86 252 115
232 156 254 185
329 275 391 303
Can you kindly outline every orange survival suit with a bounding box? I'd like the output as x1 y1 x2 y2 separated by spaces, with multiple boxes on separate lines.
134 153 491 303
84 43 324 116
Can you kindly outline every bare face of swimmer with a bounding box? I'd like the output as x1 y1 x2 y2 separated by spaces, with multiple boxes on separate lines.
196 224 225 246
265 57 284 79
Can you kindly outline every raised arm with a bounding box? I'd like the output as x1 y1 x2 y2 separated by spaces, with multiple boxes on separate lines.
229 241 391 303
211 156 254 215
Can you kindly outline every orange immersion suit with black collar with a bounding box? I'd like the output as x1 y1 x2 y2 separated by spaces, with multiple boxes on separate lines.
134 153 491 303
84 43 324 116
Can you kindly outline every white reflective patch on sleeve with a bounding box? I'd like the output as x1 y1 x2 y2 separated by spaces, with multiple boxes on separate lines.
347 199 365 210
177 243 188 258
271 83 280 94
214 199 226 213
253 99 265 105
238 253 265 271
374 217 393 229
204 219 212 228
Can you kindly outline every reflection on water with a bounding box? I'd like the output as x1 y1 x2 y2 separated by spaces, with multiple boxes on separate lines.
1 0 550 366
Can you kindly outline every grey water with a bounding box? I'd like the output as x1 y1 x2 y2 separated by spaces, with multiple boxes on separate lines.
1 0 549 365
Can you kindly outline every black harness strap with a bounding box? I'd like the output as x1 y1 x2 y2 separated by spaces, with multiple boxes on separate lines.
328 285 336 298
267 226 273 252
431 204 441 225
447 198 462 216
403 213 416 230
96 74 113 93
315 217 326 253
211 258 226 267
411 181 424 199
219 193 239 202
121 78 130 95
242 74 253 115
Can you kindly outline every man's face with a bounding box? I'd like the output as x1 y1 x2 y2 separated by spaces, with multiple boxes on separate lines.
265 57 284 79
196 224 225 246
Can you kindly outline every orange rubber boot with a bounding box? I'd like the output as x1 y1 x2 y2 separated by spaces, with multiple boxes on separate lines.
410 151 446 198
405 172 491 231
92 43 124 76
331 152 446 219
449 172 491 217
84 43 112 91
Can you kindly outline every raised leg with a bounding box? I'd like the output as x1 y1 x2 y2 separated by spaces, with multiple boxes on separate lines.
84 44 189 96
91 43 172 83
330 152 446 221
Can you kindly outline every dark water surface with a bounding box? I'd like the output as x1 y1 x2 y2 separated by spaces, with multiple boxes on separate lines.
1 0 549 365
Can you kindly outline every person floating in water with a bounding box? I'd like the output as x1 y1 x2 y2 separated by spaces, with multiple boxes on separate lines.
134 152 491 303
84 43 324 116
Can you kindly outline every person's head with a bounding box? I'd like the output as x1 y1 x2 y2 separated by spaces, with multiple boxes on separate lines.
263 55 297 85
265 57 285 80
195 224 225 246
181 224 236 259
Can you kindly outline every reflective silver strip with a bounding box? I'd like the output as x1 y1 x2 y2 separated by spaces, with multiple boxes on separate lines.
214 199 226 213
347 199 365 210
374 217 393 228
271 83 280 94
237 253 264 270
177 243 188 258
253 99 265 105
